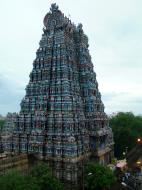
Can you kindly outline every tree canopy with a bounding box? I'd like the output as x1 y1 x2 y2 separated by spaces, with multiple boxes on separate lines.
0 163 64 190
0 119 5 131
30 163 64 190
110 112 142 159
0 170 38 190
85 163 116 190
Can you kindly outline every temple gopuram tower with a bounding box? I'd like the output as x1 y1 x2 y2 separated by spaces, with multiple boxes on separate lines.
3 3 114 189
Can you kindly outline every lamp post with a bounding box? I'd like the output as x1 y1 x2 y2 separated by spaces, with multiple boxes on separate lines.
123 147 128 159
88 172 92 176
125 147 128 155
85 172 93 190
121 182 135 190
137 138 141 144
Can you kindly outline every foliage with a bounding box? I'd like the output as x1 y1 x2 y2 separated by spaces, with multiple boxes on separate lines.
85 163 116 190
0 164 64 190
30 163 64 190
0 119 5 131
110 112 142 159
0 170 39 190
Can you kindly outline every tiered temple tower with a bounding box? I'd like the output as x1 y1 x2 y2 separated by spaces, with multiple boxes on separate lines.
3 3 114 188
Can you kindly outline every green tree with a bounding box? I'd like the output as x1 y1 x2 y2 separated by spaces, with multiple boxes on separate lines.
110 112 142 159
30 163 64 190
0 119 5 131
0 170 39 190
0 164 64 190
85 163 116 190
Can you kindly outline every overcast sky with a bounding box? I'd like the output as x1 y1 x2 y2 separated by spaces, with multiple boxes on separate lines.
0 0 142 116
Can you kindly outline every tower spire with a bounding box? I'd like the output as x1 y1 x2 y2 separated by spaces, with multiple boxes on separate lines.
3 4 114 189
50 3 59 12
